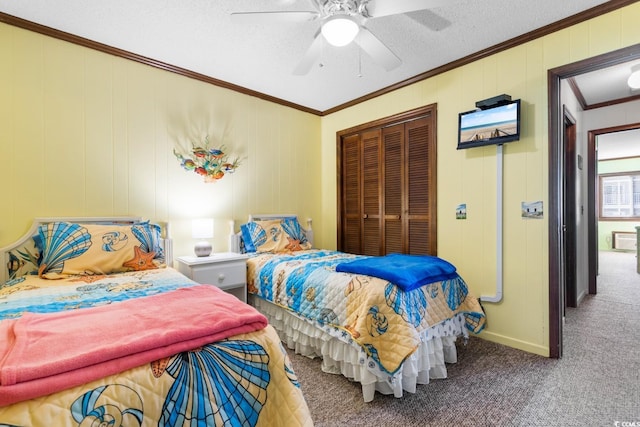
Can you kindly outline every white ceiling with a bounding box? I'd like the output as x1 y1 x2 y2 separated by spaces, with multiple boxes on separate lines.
0 0 625 113
574 59 640 106
598 129 640 159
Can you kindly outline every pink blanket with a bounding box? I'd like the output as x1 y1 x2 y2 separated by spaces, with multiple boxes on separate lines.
0 285 267 406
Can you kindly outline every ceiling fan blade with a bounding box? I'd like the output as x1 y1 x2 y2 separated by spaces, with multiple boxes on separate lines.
365 0 452 18
293 32 324 75
354 27 401 71
230 11 319 24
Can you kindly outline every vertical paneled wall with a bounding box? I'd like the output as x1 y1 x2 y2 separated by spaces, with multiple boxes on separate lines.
320 3 640 356
0 23 322 258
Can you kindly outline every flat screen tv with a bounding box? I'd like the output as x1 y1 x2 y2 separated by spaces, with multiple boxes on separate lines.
457 99 521 149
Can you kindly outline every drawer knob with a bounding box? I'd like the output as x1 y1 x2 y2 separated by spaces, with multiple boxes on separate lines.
218 273 225 282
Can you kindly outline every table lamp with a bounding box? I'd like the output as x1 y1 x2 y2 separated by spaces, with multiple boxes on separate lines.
192 218 214 257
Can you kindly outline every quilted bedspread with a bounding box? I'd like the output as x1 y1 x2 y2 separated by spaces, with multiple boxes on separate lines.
247 250 486 376
0 267 206 320
0 268 313 426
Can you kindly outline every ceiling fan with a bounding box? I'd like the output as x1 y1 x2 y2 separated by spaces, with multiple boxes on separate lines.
231 0 452 75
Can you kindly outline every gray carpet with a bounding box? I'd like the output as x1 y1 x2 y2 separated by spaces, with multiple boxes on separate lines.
286 250 640 426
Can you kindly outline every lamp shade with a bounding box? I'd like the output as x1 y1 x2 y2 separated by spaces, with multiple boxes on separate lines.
192 219 214 239
321 15 359 47
192 219 213 257
628 64 640 89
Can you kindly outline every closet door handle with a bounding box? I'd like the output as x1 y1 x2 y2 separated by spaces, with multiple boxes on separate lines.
363 214 368 219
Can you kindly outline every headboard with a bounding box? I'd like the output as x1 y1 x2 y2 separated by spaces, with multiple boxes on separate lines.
229 214 314 253
0 216 173 284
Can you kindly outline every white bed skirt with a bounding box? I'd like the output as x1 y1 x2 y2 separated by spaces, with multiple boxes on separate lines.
249 295 468 402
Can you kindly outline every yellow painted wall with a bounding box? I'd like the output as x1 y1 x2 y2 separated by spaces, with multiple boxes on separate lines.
319 3 640 356
0 23 322 259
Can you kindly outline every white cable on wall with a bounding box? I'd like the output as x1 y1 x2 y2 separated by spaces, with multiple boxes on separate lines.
481 144 504 303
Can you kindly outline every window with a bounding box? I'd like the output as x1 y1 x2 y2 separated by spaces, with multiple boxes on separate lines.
599 172 640 219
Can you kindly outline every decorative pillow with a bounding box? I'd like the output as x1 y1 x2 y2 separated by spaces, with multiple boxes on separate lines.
238 235 250 254
240 218 311 253
5 239 40 282
281 217 310 247
34 221 165 279
240 223 257 253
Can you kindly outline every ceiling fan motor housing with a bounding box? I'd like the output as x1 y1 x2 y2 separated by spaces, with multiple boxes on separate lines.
320 0 369 17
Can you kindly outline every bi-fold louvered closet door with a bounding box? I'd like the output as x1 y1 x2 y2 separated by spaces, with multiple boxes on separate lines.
338 104 437 256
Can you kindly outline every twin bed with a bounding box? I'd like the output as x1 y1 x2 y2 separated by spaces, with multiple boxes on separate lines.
0 217 312 426
0 214 486 425
234 214 486 403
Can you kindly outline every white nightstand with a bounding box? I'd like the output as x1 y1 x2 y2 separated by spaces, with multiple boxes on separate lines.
176 252 248 302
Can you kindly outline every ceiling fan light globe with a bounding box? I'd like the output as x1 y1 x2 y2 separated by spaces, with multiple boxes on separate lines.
628 64 640 89
321 15 359 47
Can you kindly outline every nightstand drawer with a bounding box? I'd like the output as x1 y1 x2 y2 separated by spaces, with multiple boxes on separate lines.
176 253 248 302
190 262 245 290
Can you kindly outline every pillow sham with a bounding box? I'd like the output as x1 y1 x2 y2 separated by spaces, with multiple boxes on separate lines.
240 218 311 253
239 223 257 253
34 221 165 279
5 239 39 282
280 217 310 246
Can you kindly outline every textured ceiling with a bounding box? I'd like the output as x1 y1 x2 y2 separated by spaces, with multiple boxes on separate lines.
0 0 623 113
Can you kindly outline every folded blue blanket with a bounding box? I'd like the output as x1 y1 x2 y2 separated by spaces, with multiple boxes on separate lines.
335 253 459 291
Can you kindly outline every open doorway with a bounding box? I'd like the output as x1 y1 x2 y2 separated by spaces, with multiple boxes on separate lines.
590 126 640 287
548 44 640 359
